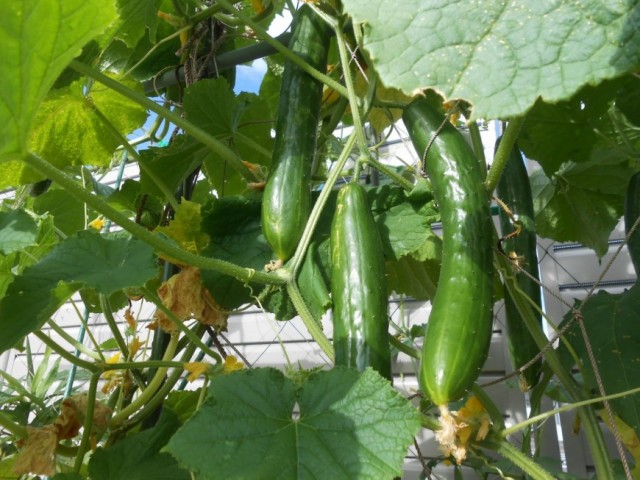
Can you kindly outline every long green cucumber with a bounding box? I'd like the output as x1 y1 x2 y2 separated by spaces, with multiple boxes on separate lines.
330 183 391 380
261 5 330 261
403 98 493 406
625 172 640 275
495 138 542 391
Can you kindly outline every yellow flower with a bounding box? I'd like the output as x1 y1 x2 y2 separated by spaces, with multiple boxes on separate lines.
128 337 143 358
184 362 210 382
223 355 244 373
88 217 105 231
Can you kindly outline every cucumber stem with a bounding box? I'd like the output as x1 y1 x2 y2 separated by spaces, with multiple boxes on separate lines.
479 437 556 480
287 283 334 361
22 152 285 285
484 117 524 193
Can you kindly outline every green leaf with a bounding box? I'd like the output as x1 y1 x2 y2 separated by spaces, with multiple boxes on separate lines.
90 408 190 480
0 0 117 157
341 0 640 120
385 238 441 300
33 189 88 236
155 199 210 255
166 367 421 480
200 195 272 310
0 77 147 189
531 161 632 256
113 0 162 48
0 231 157 353
0 456 18 480
559 285 640 438
0 210 38 254
519 78 638 176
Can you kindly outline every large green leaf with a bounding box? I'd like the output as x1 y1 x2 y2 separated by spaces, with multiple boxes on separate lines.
530 160 633 256
342 0 640 120
0 77 147 189
0 209 38 255
90 408 189 480
165 367 421 480
559 285 640 438
0 231 157 353
0 0 117 158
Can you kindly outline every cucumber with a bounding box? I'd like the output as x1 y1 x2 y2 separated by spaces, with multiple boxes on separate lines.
403 98 493 406
495 138 542 391
261 5 330 261
624 172 640 275
330 183 392 380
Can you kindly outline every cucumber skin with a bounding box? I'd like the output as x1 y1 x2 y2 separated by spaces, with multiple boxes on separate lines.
261 5 330 261
330 183 392 380
403 98 494 406
496 140 542 391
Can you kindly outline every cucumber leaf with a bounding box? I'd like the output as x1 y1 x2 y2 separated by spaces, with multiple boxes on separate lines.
165 367 420 480
0 231 157 353
342 0 640 120
0 0 117 159
559 285 640 438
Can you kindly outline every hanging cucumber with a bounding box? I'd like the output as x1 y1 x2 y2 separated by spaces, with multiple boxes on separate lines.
495 138 543 391
625 172 640 275
261 5 330 262
403 98 493 406
330 183 392 380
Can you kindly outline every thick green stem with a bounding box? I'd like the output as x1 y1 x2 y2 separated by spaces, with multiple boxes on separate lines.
484 117 524 193
288 133 358 276
22 153 286 285
33 331 98 372
467 120 487 181
389 335 420 359
69 60 255 183
366 155 414 191
215 0 347 98
46 319 100 360
498 253 614 479
502 383 640 438
479 437 555 480
420 412 441 431
287 283 334 361
73 372 100 473
109 334 179 427
102 360 184 371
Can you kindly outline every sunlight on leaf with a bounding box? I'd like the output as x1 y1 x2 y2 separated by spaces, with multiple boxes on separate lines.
0 0 117 157
155 199 210 255
0 210 38 255
342 0 640 120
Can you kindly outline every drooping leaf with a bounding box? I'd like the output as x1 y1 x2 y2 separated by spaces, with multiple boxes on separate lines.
530 160 633 256
559 285 640 438
0 209 38 254
519 78 640 176
155 199 210 255
0 231 157 353
166 367 421 480
89 408 190 480
0 0 117 158
342 0 640 120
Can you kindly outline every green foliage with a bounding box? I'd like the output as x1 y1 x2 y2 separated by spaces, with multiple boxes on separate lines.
0 0 117 158
89 408 190 480
0 209 38 255
0 231 157 353
341 0 640 120
166 367 421 480
559 286 640 438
